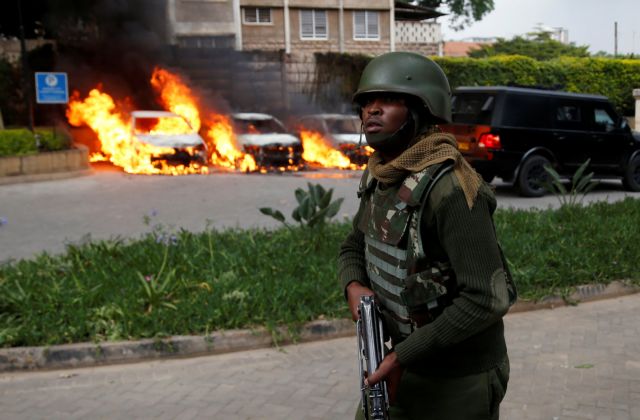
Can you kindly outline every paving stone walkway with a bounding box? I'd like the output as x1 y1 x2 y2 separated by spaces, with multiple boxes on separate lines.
1 294 639 420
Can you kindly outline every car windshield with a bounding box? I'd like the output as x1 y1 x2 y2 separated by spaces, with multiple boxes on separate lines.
451 93 495 125
234 118 286 134
134 116 193 135
326 118 360 134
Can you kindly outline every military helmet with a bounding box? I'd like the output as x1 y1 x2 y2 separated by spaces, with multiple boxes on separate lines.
353 52 452 123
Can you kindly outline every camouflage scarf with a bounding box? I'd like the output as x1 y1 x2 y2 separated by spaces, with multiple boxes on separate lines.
367 130 482 209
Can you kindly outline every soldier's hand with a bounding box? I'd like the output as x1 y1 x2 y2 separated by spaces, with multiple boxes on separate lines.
346 282 374 321
364 351 404 405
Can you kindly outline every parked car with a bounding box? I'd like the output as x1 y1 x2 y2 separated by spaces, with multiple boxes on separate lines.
231 113 303 167
131 110 207 166
294 113 369 164
440 86 640 196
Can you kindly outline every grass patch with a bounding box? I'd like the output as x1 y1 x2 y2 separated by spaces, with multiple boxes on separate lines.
1 198 639 347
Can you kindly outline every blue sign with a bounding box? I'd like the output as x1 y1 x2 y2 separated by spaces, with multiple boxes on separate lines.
35 72 69 104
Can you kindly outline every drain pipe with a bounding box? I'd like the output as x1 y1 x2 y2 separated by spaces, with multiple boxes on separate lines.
284 0 291 54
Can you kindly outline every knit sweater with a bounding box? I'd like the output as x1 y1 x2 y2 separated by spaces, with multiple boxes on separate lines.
339 171 510 377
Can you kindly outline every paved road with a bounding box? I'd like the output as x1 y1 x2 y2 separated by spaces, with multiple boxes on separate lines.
1 165 639 262
1 294 639 420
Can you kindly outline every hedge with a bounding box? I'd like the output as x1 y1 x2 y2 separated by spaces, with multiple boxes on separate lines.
314 54 640 116
0 128 71 157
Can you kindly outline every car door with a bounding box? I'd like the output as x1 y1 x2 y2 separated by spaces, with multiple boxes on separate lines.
586 102 629 170
551 99 591 171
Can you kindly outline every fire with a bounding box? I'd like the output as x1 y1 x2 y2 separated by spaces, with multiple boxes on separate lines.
67 89 207 175
300 129 358 170
150 67 255 172
206 114 256 172
150 68 201 131
67 67 370 174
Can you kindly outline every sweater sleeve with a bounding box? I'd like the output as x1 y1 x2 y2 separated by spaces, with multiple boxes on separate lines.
394 178 511 366
338 206 371 299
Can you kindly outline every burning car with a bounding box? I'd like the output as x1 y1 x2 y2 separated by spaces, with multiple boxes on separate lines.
231 113 303 168
294 113 370 165
131 110 208 167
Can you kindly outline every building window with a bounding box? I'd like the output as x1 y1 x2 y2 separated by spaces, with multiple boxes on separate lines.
243 7 272 24
353 11 379 40
300 9 328 40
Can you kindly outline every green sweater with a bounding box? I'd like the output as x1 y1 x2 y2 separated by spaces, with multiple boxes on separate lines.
339 171 511 377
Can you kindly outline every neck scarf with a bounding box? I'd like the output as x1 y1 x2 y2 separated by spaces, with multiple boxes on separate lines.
367 130 481 209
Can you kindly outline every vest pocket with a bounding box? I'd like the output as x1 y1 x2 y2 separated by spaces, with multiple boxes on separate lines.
400 271 449 314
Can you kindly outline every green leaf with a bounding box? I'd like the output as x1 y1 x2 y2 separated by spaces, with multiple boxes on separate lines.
308 183 320 207
259 207 286 223
572 159 591 187
325 197 344 218
291 207 301 222
574 363 594 369
294 188 307 204
299 196 313 221
318 188 333 209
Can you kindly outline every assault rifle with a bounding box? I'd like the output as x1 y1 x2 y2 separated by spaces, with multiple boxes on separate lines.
356 295 390 420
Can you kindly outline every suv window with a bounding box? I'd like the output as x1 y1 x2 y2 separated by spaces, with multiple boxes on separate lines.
592 106 617 132
502 94 551 128
451 93 495 124
552 100 586 131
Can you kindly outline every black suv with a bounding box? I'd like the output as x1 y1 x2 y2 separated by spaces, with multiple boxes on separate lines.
441 86 640 196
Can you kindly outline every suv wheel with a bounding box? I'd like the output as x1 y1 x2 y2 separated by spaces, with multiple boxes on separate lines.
622 155 640 192
517 155 550 197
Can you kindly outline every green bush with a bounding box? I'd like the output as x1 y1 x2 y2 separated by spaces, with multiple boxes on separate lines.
0 129 38 157
35 128 71 152
313 53 640 116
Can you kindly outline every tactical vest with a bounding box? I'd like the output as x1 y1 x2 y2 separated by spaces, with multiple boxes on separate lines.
357 162 455 338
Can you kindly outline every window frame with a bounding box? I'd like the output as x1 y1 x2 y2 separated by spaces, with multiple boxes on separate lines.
242 7 273 25
299 9 329 40
353 10 380 41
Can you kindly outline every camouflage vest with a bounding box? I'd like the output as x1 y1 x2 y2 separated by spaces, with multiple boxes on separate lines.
357 162 455 338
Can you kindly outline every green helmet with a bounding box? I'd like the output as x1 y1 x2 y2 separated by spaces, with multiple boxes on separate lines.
353 52 452 124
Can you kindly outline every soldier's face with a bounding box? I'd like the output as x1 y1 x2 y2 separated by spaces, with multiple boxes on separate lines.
361 94 409 136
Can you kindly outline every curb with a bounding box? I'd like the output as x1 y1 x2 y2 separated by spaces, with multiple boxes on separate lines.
0 168 93 185
1 281 638 373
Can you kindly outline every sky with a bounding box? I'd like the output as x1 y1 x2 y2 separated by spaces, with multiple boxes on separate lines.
439 0 639 55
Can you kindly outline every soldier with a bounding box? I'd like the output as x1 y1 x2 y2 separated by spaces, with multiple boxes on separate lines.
339 52 517 419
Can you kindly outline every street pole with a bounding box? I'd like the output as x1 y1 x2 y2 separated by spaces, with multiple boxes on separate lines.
614 21 618 57
17 0 35 131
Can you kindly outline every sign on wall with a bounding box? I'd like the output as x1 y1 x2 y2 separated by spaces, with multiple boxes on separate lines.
35 72 69 104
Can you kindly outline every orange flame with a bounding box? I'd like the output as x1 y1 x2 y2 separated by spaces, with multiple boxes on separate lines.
300 130 358 170
66 89 207 175
150 67 256 172
206 114 256 172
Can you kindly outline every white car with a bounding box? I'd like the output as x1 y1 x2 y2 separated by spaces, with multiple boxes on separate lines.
294 113 369 164
131 110 207 165
232 113 303 167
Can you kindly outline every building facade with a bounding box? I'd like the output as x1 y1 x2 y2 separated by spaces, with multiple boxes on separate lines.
166 0 443 57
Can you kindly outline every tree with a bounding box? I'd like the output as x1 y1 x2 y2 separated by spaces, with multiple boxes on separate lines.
397 0 495 30
468 32 590 61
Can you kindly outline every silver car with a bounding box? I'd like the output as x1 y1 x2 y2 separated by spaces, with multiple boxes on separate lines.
232 113 303 167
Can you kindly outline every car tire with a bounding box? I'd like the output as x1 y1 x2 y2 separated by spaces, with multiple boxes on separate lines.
622 155 640 192
516 155 551 197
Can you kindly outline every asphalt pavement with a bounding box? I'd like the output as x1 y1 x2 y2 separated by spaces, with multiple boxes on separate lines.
1 165 639 262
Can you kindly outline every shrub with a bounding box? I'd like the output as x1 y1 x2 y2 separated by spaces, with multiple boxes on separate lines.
0 129 38 157
35 128 72 152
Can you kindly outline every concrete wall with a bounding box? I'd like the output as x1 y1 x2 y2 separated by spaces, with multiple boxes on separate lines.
0 147 89 179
